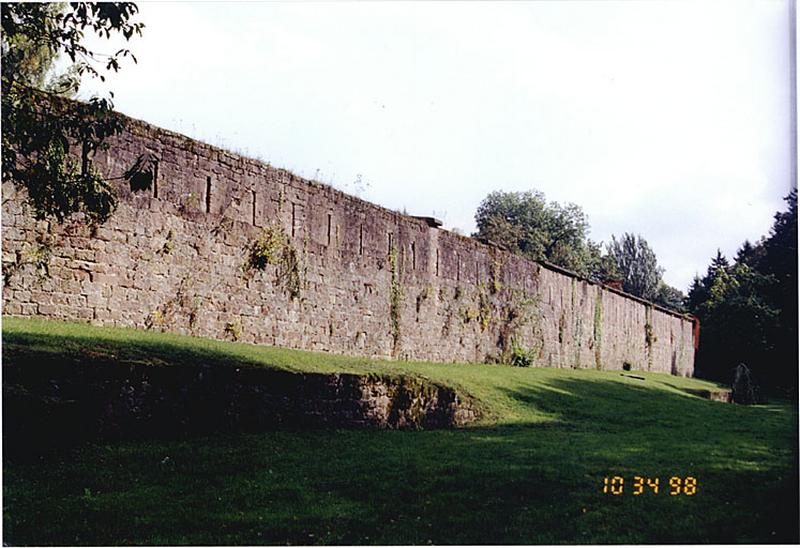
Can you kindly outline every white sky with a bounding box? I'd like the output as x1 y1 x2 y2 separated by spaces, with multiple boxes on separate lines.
79 0 796 291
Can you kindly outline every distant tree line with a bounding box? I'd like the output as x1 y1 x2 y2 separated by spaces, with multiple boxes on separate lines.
687 190 797 396
472 190 685 311
473 188 797 394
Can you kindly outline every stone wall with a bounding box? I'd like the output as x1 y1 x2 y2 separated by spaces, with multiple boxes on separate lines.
1 110 696 376
4 349 479 454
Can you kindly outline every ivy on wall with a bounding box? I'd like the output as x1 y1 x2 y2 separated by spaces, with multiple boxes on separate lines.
389 246 403 355
593 289 603 369
644 306 657 371
145 274 202 333
3 236 52 286
246 224 301 299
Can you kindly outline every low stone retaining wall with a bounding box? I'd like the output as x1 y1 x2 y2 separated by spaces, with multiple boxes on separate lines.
3 351 479 453
699 389 733 403
682 388 732 403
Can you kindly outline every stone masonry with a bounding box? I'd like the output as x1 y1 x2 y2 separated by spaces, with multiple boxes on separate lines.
1 109 696 376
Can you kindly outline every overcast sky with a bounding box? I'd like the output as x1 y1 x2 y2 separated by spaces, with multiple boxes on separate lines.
79 0 796 291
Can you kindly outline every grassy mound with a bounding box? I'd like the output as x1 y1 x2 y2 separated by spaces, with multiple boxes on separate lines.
3 317 798 544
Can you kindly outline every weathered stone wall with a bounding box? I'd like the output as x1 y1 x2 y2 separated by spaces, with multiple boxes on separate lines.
1 111 695 376
4 350 479 454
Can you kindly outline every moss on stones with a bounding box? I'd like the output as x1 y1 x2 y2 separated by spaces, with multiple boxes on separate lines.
593 289 603 369
388 246 403 355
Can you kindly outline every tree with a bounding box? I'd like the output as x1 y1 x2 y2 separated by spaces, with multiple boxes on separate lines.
687 191 798 395
473 192 685 311
735 239 766 269
2 3 81 96
585 239 620 283
473 190 593 274
654 282 686 312
759 190 797 311
606 233 664 301
692 262 780 388
756 189 798 391
686 249 729 312
1 3 144 223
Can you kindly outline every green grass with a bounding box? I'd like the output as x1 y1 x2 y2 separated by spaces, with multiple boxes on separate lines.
3 317 798 544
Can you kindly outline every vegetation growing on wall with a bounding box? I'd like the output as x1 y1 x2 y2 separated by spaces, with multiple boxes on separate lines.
573 315 584 369
179 191 201 213
145 274 201 332
187 295 201 331
461 306 478 325
593 290 603 369
508 339 536 367
144 308 165 330
247 225 284 269
246 224 301 299
571 278 582 369
3 236 52 285
497 290 541 365
644 307 656 371
477 285 491 331
645 322 657 347
224 319 242 341
490 255 503 294
388 246 403 354
301 232 310 291
158 228 175 256
210 216 234 240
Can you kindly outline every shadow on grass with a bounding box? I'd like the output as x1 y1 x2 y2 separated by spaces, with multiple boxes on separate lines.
3 324 799 545
4 386 799 544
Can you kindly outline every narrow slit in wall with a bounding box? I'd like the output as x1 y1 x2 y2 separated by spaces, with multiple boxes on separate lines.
457 253 461 281
435 249 439 276
205 176 212 213
388 232 393 254
327 213 332 246
252 190 257 225
411 242 416 270
291 203 296 237
152 161 159 198
359 224 364 255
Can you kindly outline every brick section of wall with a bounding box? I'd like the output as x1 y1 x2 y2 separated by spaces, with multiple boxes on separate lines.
1 113 695 376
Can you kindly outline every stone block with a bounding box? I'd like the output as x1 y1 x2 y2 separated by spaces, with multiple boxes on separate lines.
37 304 61 316
4 302 22 315
93 308 114 321
75 307 94 320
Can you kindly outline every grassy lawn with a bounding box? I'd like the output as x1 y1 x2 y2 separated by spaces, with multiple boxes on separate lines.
3 317 798 544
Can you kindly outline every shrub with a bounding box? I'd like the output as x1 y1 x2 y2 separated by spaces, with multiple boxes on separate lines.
509 340 536 368
224 320 242 341
248 225 287 270
246 224 302 299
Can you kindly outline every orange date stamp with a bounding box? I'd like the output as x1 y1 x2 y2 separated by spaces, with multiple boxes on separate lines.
601 476 697 496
